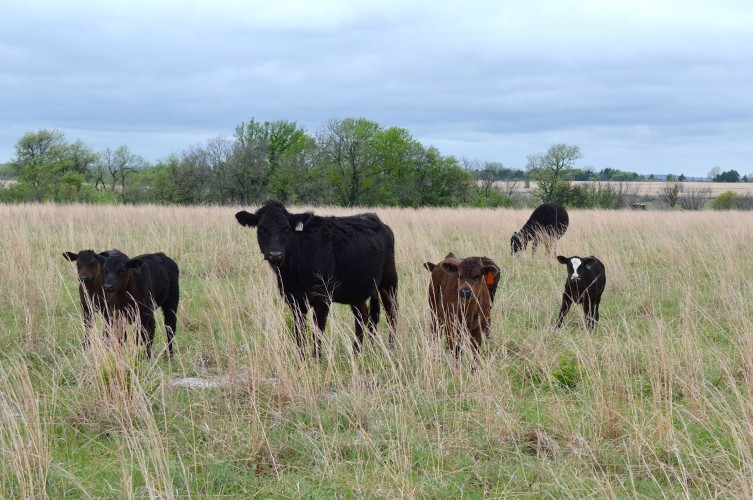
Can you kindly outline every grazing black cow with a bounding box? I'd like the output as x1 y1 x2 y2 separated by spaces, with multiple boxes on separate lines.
555 255 606 329
511 202 569 255
63 249 127 344
235 200 398 358
102 252 180 358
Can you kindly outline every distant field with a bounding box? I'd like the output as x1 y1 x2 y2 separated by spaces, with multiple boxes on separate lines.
2 203 753 497
515 180 753 197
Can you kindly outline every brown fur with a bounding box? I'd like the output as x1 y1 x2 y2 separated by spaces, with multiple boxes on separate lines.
424 255 500 360
63 249 126 344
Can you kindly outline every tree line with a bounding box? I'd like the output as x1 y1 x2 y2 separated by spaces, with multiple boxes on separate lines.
2 119 748 209
1 119 483 207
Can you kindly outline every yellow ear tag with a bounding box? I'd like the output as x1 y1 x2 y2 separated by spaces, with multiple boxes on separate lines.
486 272 494 285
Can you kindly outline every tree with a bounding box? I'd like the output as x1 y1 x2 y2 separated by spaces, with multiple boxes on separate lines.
679 187 711 210
8 129 101 201
98 146 145 202
226 119 313 204
317 118 383 206
661 182 683 209
716 169 740 182
204 136 234 204
526 143 582 204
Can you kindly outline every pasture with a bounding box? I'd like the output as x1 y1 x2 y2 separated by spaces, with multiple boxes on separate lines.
1 203 753 497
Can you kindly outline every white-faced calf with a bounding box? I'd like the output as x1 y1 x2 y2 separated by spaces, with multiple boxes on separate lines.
555 255 606 329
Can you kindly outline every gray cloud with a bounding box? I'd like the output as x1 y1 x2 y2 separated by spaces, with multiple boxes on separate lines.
1 0 752 176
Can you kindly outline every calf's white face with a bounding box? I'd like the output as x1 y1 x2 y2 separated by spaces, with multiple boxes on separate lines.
569 257 582 280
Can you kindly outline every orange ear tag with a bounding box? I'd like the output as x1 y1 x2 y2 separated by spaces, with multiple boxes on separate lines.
486 272 494 285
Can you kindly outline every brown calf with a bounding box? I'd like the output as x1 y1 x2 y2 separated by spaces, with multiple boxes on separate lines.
63 249 127 344
424 254 500 360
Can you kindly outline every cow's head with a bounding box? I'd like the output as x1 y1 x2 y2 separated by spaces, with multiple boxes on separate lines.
235 200 313 266
510 232 527 256
103 253 143 293
557 255 597 282
440 258 500 301
63 250 109 284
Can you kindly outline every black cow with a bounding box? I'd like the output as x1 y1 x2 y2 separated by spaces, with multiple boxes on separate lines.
102 252 180 358
235 200 398 358
63 249 127 344
555 255 606 329
511 202 569 255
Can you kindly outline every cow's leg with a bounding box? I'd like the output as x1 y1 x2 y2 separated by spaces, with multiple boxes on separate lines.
367 292 380 336
351 302 369 353
311 301 330 359
290 301 309 358
470 328 483 358
555 293 573 328
141 311 156 359
584 297 599 330
594 299 601 324
379 277 399 347
162 299 178 359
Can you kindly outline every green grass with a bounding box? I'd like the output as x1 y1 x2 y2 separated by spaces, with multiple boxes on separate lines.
1 203 753 497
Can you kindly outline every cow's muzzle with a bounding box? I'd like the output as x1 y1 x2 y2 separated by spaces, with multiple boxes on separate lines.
103 284 116 293
78 275 91 283
459 288 473 300
266 251 284 264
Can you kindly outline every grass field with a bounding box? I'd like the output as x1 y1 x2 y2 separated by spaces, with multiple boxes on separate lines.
2 203 753 497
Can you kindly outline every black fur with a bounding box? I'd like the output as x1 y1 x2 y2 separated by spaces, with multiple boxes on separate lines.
511 202 569 255
102 252 180 358
555 255 606 329
236 200 398 357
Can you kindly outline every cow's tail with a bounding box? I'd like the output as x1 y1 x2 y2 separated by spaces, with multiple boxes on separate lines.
369 292 381 328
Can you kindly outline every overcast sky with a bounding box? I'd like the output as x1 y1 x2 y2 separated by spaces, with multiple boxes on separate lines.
2 0 751 176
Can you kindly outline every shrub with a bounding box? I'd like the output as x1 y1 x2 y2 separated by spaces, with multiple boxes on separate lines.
711 191 741 210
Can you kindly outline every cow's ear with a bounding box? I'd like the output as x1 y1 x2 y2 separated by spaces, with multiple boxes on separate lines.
440 261 458 273
127 258 145 274
482 264 500 278
423 262 436 272
444 252 457 259
235 210 258 227
289 212 313 232
556 255 569 264
95 253 109 266
63 251 78 262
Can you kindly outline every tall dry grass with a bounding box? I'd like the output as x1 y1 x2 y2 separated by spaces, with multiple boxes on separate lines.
1 202 753 496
